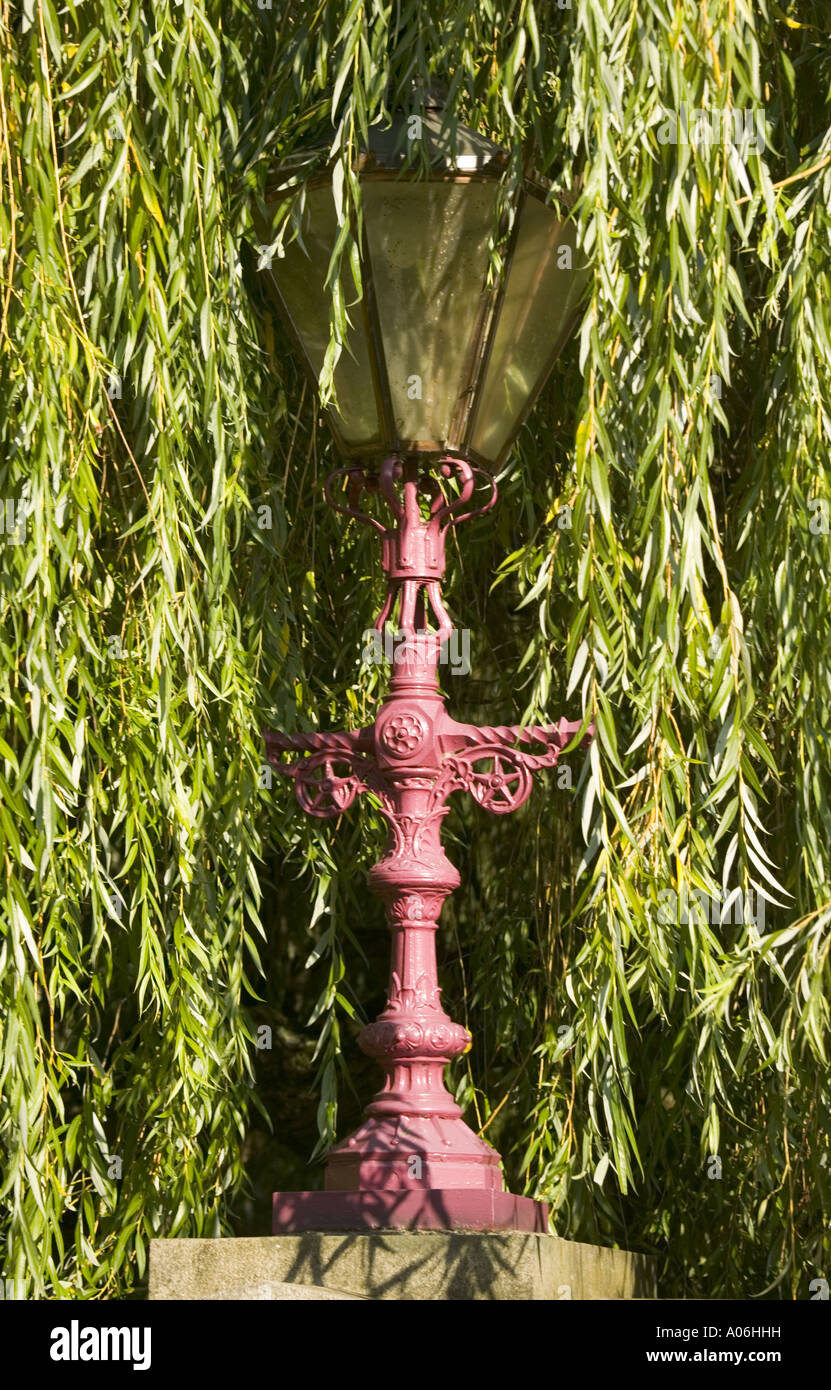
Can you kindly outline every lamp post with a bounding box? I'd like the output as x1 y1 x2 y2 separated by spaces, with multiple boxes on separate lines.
259 94 591 1234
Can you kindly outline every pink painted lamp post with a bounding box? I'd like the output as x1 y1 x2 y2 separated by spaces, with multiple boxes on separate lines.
258 93 591 1233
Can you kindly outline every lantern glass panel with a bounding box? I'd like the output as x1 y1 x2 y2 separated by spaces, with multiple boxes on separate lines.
471 197 582 463
363 180 498 448
265 187 381 451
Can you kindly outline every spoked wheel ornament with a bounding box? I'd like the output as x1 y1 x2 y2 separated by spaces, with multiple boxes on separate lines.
294 755 364 817
469 753 533 814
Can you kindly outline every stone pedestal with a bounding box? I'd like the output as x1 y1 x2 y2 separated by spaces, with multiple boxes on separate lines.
149 1233 655 1301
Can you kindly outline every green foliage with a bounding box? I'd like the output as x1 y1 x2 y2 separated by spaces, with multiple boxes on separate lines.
1 0 829 1299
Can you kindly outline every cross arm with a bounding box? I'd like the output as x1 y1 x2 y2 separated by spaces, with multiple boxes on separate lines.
264 726 374 819
435 715 593 814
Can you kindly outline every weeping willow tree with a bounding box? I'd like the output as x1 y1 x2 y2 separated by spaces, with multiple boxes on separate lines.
0 0 829 1301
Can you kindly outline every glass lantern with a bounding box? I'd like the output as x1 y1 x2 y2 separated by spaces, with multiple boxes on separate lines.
256 92 585 470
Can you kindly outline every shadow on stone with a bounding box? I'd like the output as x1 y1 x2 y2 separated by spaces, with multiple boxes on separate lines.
149 1232 656 1301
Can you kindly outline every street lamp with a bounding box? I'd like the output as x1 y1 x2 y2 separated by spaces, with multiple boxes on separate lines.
259 93 591 1233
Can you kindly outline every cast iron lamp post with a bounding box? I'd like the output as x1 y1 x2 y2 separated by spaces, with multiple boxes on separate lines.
259 94 591 1233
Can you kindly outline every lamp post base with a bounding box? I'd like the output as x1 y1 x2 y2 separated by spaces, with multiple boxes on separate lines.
272 1188 548 1234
